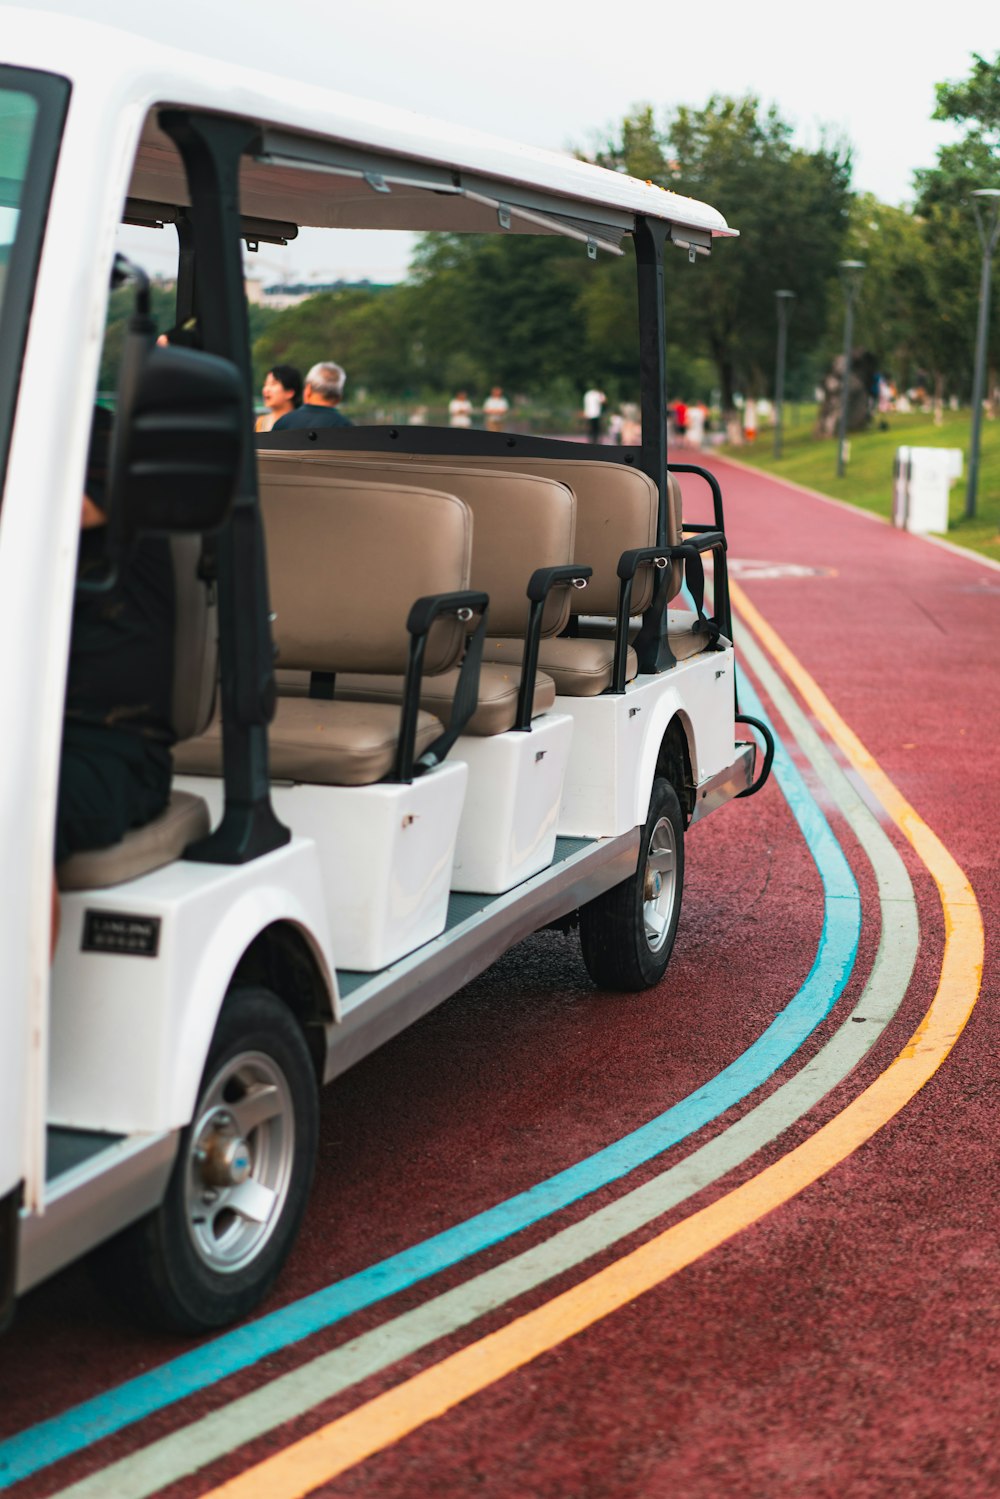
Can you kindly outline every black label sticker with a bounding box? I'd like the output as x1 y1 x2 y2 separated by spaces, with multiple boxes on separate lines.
82 911 161 957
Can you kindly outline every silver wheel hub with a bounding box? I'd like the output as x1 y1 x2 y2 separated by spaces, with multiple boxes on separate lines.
185 1050 295 1275
642 815 677 953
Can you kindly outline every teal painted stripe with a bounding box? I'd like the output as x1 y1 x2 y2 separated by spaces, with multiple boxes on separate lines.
0 668 860 1488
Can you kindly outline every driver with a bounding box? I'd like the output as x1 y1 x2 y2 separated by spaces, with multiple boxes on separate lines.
52 406 177 950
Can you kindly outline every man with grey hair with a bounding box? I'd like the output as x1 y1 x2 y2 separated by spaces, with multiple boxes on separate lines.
271 360 351 430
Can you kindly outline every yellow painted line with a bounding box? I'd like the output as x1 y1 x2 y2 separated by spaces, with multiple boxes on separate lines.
202 591 983 1499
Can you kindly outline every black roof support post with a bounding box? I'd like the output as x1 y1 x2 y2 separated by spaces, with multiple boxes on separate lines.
631 215 674 674
174 209 196 327
160 110 290 865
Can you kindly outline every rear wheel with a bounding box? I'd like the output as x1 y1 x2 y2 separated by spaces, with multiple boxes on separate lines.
105 987 318 1333
579 777 685 991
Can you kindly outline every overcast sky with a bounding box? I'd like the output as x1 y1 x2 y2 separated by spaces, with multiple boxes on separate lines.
50 0 993 283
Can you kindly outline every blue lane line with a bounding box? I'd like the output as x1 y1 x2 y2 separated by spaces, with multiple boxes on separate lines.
0 669 860 1488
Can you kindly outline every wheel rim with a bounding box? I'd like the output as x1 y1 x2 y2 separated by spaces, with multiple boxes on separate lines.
642 814 678 953
185 1049 295 1275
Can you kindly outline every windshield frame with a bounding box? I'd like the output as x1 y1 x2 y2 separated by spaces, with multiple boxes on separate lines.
0 65 70 507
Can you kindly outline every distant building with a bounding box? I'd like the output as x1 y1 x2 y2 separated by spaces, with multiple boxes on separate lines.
243 277 388 311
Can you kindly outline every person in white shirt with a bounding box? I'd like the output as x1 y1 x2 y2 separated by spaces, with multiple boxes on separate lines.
686 402 707 450
483 385 510 432
583 385 606 442
448 390 473 428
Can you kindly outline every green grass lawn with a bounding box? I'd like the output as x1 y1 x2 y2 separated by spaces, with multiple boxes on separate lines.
720 407 1000 566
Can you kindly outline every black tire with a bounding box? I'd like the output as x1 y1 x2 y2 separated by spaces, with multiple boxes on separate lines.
105 986 319 1333
579 777 685 992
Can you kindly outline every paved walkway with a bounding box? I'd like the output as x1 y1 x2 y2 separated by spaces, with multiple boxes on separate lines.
0 458 995 1498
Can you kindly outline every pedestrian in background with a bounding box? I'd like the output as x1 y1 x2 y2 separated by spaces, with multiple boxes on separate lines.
483 385 509 432
255 364 302 433
272 361 350 430
621 403 641 445
686 402 706 450
583 384 606 443
448 390 473 428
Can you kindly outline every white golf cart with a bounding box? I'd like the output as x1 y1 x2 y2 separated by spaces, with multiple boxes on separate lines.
0 7 771 1333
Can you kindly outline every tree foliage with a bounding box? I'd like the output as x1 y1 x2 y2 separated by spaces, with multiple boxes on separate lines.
247 97 856 413
591 98 853 408
909 49 1000 397
234 68 1000 418
251 284 414 394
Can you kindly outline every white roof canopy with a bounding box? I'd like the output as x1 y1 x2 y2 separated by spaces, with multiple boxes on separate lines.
8 5 738 252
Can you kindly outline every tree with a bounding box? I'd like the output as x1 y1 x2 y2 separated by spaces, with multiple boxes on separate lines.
839 194 929 396
252 284 417 397
408 233 590 395
591 97 853 416
913 51 1000 406
98 282 177 391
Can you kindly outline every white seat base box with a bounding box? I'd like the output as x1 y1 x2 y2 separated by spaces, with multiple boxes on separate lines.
449 713 574 894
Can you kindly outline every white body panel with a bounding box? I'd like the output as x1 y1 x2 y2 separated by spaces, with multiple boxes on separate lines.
0 7 734 243
178 764 468 972
49 840 335 1135
450 714 574 894
557 649 736 838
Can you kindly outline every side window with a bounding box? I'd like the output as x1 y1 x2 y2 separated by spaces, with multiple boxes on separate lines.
0 68 70 504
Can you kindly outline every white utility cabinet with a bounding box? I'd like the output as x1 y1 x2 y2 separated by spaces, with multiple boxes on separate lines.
893 447 962 534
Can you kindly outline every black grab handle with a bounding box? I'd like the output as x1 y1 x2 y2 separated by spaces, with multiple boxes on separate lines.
735 712 775 798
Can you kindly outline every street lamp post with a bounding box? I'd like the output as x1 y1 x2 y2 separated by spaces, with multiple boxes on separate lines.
836 260 865 478
773 289 795 460
965 189 1000 520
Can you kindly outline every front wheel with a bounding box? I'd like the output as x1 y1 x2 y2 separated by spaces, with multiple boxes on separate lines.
579 777 685 992
105 987 319 1333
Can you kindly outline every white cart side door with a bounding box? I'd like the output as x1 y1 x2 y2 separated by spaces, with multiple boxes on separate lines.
0 67 73 1272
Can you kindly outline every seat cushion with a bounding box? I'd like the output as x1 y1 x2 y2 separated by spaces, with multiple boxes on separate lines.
576 610 717 663
57 791 210 891
483 637 638 697
337 661 557 736
175 698 443 787
665 609 719 662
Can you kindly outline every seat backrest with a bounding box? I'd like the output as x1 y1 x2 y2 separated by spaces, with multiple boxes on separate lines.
259 452 576 638
304 452 680 614
432 457 683 613
169 535 218 742
257 462 472 675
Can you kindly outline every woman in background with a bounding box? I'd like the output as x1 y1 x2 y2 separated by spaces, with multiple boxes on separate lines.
255 364 303 432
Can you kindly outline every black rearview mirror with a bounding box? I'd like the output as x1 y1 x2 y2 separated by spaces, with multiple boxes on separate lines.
105 253 244 547
110 340 244 540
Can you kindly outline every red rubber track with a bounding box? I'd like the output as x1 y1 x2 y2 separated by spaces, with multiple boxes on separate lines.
2 455 997 1498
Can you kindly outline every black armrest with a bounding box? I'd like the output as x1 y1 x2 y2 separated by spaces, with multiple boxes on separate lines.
395 589 490 781
611 534 731 692
679 528 731 645
515 564 592 731
609 547 674 693
668 463 726 533
681 528 726 553
669 463 733 648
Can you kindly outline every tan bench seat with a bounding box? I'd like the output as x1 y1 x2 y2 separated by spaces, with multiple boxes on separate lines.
178 473 476 788
577 609 716 665
260 452 576 731
273 661 556 735
337 661 556 736
480 637 636 698
57 790 210 892
56 535 217 892
323 453 698 691
176 698 444 787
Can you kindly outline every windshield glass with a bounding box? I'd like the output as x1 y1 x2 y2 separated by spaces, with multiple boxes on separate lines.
0 89 39 320
0 67 69 506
